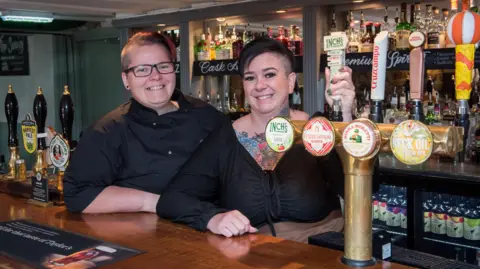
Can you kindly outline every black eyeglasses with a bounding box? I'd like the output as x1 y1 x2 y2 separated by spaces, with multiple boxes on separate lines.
124 62 175 77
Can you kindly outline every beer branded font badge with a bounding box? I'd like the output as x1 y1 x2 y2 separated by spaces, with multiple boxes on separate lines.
21 113 37 154
342 121 378 158
408 31 426 48
390 120 433 165
49 134 70 168
265 117 294 153
302 117 335 156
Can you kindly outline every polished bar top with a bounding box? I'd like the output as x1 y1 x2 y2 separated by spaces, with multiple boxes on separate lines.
0 194 413 269
378 153 480 183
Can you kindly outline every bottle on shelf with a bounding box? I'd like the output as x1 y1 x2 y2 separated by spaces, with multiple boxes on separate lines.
294 26 303 55
288 25 297 54
347 11 360 53
426 5 444 48
360 10 366 35
232 26 244 59
464 198 480 240
384 6 396 50
447 196 466 238
231 92 238 112
216 93 222 112
424 192 434 233
330 9 337 34
360 22 375 52
433 93 442 125
392 87 409 123
378 185 389 222
224 92 231 113
432 194 448 235
206 92 211 105
276 26 289 49
396 3 411 50
400 187 408 229
425 92 435 125
410 3 418 32
413 2 425 33
386 187 401 228
196 33 210 61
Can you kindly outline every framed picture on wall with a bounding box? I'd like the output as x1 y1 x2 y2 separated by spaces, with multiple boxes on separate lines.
0 34 29 76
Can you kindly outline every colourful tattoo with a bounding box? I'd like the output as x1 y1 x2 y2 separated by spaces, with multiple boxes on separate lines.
235 131 284 171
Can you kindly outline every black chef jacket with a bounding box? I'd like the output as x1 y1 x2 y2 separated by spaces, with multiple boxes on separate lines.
64 90 228 212
157 121 345 234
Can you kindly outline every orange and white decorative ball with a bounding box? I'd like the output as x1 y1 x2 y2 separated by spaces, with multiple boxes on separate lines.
447 10 480 45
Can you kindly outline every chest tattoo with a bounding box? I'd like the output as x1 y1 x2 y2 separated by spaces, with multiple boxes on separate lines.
236 131 284 171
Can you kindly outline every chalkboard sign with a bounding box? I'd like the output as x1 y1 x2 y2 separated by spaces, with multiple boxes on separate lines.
193 56 303 76
320 48 480 72
0 34 29 76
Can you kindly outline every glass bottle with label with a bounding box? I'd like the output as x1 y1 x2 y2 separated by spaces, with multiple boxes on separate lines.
464 199 480 240
383 7 396 50
294 27 303 55
216 93 222 112
372 192 379 220
347 11 360 53
276 26 289 49
223 92 230 113
433 93 442 125
288 25 297 54
360 10 366 36
447 196 465 238
426 5 442 48
360 22 375 52
387 187 401 227
196 34 210 61
392 89 409 123
396 3 411 50
330 9 337 34
432 194 447 235
413 3 425 33
425 93 435 125
400 188 408 229
232 27 244 60
379 185 389 222
423 192 434 233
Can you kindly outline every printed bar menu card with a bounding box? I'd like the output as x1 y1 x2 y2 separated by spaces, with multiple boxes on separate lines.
0 220 144 268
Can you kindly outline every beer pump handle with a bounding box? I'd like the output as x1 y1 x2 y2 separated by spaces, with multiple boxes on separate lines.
59 85 74 146
5 85 19 147
33 87 48 150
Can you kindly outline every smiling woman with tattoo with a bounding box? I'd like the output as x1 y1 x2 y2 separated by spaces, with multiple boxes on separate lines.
158 38 356 243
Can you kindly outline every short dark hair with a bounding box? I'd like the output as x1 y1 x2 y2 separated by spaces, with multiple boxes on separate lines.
238 37 295 77
121 32 176 71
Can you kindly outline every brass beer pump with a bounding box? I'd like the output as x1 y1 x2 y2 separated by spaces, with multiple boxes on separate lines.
264 31 464 267
266 117 464 267
33 87 48 177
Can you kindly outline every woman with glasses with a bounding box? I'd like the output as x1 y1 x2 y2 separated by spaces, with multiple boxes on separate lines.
63 32 228 214
158 38 356 242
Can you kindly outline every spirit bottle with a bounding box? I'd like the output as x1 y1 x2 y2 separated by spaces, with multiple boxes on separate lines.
396 3 411 50
360 22 375 52
426 5 443 48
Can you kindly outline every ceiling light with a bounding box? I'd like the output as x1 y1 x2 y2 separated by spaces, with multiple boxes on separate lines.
276 10 287 13
157 23 166 26
353 0 364 2
1 15 53 23
216 17 225 22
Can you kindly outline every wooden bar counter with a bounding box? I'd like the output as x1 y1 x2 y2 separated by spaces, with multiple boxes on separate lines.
0 194 413 269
